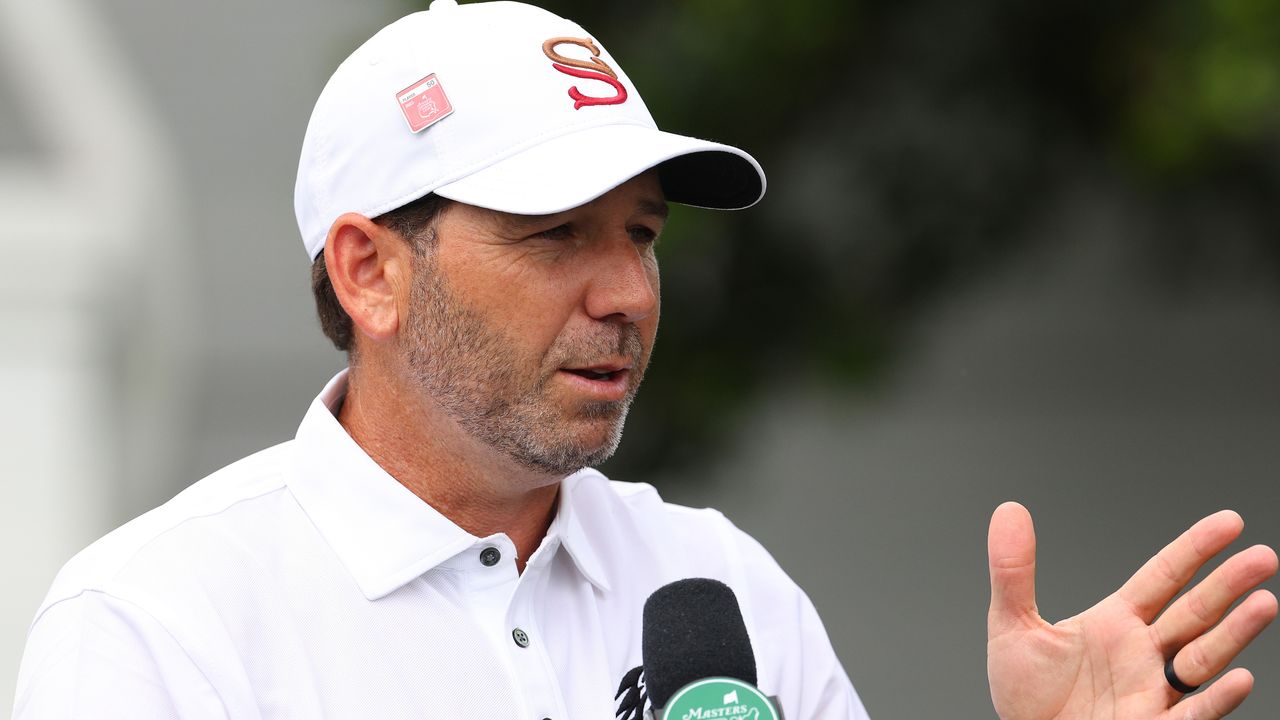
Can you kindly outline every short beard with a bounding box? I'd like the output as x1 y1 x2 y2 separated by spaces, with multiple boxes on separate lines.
401 252 645 476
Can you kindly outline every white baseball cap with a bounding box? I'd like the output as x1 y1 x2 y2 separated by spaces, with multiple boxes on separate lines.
294 0 766 260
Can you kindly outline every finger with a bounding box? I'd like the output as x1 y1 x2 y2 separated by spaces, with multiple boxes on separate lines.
1162 667 1253 720
1153 545 1279 651
988 501 1038 636
1117 510 1243 623
1169 589 1278 690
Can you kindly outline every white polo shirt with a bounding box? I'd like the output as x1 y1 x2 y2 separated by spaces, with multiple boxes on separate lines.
14 372 868 720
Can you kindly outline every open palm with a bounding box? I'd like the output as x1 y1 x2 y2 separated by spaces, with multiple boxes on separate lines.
987 503 1278 720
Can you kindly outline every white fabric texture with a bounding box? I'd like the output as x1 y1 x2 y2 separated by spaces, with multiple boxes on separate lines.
13 371 868 719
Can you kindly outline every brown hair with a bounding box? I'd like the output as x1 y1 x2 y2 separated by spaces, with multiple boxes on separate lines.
311 193 453 352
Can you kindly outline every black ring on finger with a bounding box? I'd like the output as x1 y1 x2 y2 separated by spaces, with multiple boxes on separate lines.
1164 657 1201 694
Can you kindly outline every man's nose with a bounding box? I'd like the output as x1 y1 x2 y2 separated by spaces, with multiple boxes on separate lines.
583 236 658 324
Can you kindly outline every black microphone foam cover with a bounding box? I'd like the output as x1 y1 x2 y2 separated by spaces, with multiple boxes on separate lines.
641 578 758 710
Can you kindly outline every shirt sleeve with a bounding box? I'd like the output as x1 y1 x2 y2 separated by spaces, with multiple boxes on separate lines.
13 591 229 720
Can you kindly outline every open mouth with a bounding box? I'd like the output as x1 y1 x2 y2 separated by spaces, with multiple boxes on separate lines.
564 368 623 382
558 363 632 400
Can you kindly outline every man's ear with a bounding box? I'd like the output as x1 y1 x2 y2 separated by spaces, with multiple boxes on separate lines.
323 212 413 345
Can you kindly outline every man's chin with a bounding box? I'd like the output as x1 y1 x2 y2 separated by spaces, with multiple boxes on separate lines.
505 445 617 477
505 416 627 477
577 399 629 421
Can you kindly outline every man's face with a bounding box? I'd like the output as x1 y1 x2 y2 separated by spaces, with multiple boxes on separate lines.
398 172 664 476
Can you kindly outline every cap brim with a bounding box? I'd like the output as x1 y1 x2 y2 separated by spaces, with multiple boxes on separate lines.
433 124 765 215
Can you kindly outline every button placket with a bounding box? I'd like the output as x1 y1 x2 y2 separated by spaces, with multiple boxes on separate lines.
505 556 568 720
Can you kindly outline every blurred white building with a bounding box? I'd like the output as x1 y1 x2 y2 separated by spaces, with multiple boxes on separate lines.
0 0 187 708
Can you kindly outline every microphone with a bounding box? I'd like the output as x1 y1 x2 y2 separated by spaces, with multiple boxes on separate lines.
640 578 784 720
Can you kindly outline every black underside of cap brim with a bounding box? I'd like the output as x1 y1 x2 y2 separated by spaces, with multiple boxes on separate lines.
657 151 764 210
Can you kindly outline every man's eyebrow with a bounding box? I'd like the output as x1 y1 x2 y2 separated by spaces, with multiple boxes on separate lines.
636 199 669 220
491 209 558 231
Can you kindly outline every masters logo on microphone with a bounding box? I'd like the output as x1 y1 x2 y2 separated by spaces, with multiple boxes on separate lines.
662 677 778 720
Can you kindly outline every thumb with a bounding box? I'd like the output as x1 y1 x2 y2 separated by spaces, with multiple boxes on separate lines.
988 501 1039 637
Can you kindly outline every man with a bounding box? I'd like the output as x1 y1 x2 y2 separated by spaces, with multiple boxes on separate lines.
13 1 1276 719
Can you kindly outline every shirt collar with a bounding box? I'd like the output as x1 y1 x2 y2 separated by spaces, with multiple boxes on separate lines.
286 370 611 599
547 471 612 592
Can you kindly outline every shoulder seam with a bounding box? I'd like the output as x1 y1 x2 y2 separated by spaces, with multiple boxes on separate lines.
41 483 289 617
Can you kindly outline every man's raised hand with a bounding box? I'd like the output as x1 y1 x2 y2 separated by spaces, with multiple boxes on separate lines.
986 502 1278 720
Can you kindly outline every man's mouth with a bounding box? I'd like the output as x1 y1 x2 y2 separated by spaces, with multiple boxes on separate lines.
562 357 633 379
557 361 635 400
564 368 624 381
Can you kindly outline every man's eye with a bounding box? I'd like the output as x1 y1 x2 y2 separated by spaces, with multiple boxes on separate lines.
629 226 659 245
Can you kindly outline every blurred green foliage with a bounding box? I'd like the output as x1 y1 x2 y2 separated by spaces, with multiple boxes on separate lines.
404 0 1280 478
1126 0 1280 171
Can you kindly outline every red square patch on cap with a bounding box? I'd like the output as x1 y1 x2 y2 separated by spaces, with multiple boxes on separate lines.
397 74 453 133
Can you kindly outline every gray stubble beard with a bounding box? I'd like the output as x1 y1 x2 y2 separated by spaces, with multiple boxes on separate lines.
402 254 646 477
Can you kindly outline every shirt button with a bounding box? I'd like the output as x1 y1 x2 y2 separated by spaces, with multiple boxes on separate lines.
512 627 530 648
479 546 501 567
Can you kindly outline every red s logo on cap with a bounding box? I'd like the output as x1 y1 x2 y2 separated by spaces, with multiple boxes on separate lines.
542 37 628 110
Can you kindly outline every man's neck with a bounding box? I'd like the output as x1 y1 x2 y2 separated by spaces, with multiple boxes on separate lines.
337 365 561 573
